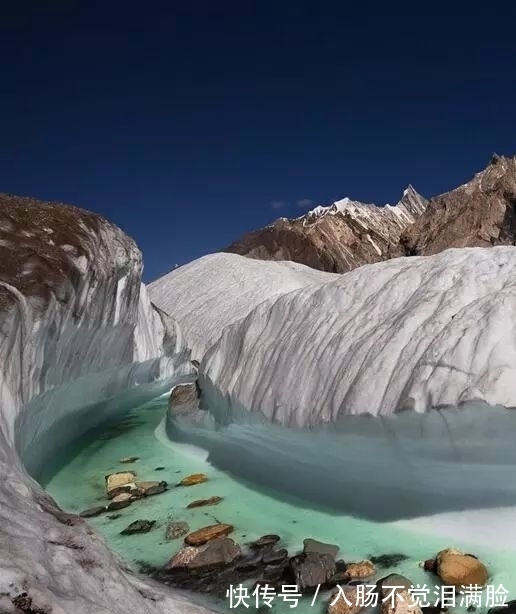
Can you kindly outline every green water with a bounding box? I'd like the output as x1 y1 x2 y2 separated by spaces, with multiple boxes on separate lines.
43 396 516 613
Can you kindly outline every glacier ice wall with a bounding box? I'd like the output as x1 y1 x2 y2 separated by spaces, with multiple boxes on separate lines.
195 247 516 425
0 195 211 614
148 252 338 359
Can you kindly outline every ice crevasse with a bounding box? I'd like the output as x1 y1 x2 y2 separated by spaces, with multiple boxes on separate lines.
0 195 212 614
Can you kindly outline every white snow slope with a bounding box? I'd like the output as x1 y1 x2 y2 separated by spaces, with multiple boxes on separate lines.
192 247 516 426
148 252 338 359
0 198 211 614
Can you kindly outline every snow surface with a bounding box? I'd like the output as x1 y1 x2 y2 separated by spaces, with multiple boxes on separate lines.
189 247 516 426
148 252 338 359
0 218 212 613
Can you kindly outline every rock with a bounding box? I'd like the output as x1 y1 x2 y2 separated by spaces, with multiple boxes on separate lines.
370 553 408 568
184 523 234 546
166 538 240 571
134 480 167 497
263 562 288 582
107 513 121 520
377 574 413 608
105 471 136 497
423 558 437 572
187 537 241 569
79 505 107 518
249 534 281 550
382 589 422 614
488 600 516 614
178 473 208 487
169 383 200 414
435 548 488 587
236 551 263 572
120 519 156 535
167 545 202 569
263 548 288 565
186 496 223 509
107 493 133 510
119 456 139 464
289 552 336 592
154 466 165 471
345 560 376 579
165 521 190 540
304 538 339 558
328 586 364 614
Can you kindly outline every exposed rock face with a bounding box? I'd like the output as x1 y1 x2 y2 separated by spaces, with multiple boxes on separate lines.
396 155 516 257
226 186 427 273
0 194 207 614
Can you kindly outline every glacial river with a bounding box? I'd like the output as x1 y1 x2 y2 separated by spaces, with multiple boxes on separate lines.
41 394 516 614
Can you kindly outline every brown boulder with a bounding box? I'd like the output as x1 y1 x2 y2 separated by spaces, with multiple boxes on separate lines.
178 473 208 487
184 523 234 546
134 480 167 497
186 496 222 509
328 586 364 614
107 492 133 510
345 559 376 579
105 471 136 497
436 549 488 587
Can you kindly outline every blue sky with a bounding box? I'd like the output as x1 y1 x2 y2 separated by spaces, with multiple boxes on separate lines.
1 2 515 280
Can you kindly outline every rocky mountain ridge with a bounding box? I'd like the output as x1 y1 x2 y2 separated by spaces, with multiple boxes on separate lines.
226 155 516 272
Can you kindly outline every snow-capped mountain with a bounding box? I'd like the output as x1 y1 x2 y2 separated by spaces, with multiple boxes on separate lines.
226 155 516 273
225 185 428 272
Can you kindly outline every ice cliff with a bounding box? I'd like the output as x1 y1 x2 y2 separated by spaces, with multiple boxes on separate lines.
0 195 210 614
151 249 516 427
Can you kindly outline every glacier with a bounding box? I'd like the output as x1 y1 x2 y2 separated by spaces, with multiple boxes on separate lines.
0 195 212 614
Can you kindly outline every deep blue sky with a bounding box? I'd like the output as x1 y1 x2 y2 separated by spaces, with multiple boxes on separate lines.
1 2 515 281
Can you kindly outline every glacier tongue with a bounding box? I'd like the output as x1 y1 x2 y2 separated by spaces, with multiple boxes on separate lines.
0 195 211 614
189 247 516 426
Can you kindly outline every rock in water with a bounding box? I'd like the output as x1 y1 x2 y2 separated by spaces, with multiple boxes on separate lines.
134 480 168 496
188 537 241 570
178 473 208 487
371 553 408 568
435 548 488 587
328 586 364 614
107 493 133 510
169 382 200 414
304 538 339 558
105 471 136 497
166 521 190 540
249 534 281 550
186 496 223 509
119 456 139 464
184 524 234 546
377 573 416 614
120 520 156 535
79 505 107 518
345 560 376 579
289 552 336 592
167 546 202 569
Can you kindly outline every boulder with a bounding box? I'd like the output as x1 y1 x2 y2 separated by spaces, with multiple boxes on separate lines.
304 538 339 558
119 456 139 464
107 492 133 510
187 537 241 570
289 552 336 592
167 545 202 569
79 505 107 518
186 496 223 509
435 549 488 587
184 523 234 546
105 471 136 497
423 559 437 572
377 574 413 595
120 519 156 535
169 383 200 413
345 560 376 579
134 480 167 497
382 589 422 614
249 534 281 550
263 548 288 565
328 586 364 614
178 473 208 487
166 521 190 540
